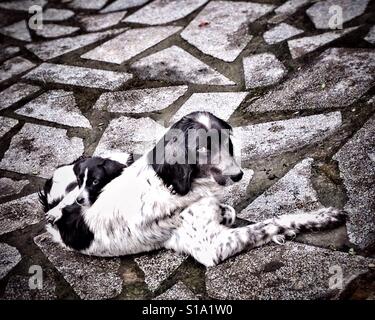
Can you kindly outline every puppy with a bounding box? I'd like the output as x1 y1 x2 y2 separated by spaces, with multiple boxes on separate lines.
38 157 82 213
41 153 134 250
74 156 131 207
39 153 133 212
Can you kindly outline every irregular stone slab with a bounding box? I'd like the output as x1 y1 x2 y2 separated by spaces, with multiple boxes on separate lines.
0 0 46 12
79 11 127 32
288 27 358 59
16 90 91 128
135 250 188 292
169 92 247 124
296 225 348 250
0 12 11 28
26 29 123 61
23 63 132 90
333 116 375 249
68 0 108 10
82 26 181 64
94 86 188 113
0 10 13 27
0 45 20 62
0 57 35 83
35 24 79 38
232 112 342 163
94 116 166 157
206 242 374 300
101 0 149 13
239 158 321 221
275 0 312 16
0 83 40 111
0 117 18 139
154 282 198 300
124 0 208 25
4 274 56 300
306 0 370 30
131 46 235 85
34 232 122 300
220 168 254 208
364 25 375 44
243 53 287 89
0 243 21 280
239 157 349 250
0 193 42 235
0 123 84 178
263 23 304 44
0 20 31 42
43 8 75 21
246 48 375 113
181 1 275 62
0 178 28 199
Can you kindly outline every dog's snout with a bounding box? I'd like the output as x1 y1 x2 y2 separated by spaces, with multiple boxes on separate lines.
230 170 243 182
76 197 85 205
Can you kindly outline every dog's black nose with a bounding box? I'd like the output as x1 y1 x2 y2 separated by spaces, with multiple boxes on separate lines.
76 197 85 205
230 171 243 182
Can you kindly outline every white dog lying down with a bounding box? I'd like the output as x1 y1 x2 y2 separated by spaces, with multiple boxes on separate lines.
43 112 346 267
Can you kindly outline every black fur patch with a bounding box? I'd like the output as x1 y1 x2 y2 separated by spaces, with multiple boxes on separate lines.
39 178 54 213
126 153 135 167
55 203 94 251
38 191 49 213
66 181 78 193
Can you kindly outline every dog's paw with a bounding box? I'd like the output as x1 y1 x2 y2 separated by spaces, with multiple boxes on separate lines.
219 204 236 226
316 207 348 226
329 208 348 223
284 229 297 239
272 234 286 245
46 209 62 225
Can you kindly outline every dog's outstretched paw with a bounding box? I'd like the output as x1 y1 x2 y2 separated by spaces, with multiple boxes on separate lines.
330 209 348 224
46 209 62 225
317 207 348 227
284 229 297 239
272 234 286 245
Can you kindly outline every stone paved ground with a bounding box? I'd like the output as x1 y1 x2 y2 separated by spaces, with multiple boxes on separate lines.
0 0 374 300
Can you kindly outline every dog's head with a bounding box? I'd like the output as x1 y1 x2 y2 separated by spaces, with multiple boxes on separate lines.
149 111 243 195
73 157 126 206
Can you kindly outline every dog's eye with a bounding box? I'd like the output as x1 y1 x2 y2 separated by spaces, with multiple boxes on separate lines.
197 146 208 153
92 179 99 185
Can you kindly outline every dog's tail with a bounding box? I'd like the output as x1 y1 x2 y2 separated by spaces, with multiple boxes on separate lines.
212 207 347 266
38 189 49 213
38 177 53 213
38 177 63 213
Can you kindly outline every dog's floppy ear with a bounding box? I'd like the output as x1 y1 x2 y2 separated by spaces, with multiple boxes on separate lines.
101 159 125 178
152 163 193 196
73 158 87 177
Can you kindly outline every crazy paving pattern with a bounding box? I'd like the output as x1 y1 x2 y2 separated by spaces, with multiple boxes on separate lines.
0 0 374 300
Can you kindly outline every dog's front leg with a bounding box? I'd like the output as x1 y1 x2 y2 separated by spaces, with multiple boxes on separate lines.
166 206 347 267
45 187 80 224
164 197 238 266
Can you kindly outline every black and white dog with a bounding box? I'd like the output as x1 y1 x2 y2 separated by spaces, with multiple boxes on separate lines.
39 152 134 211
40 153 133 250
44 112 346 266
